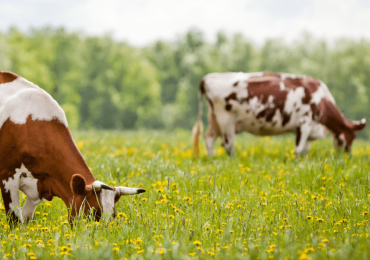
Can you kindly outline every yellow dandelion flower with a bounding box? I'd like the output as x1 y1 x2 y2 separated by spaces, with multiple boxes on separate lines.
193 240 202 246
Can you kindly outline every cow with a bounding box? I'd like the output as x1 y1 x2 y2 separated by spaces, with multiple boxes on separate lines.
192 72 366 157
0 71 145 225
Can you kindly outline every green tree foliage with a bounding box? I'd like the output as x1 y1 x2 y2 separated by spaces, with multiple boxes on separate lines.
0 27 368 137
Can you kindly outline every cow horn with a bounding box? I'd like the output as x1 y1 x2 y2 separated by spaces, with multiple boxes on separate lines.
116 186 146 195
92 181 114 191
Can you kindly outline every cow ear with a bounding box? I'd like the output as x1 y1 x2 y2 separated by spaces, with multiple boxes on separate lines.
71 174 86 195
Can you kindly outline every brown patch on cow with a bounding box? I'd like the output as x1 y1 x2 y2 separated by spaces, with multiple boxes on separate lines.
282 113 291 126
266 110 275 122
0 71 18 84
283 77 321 104
272 121 277 126
256 109 267 119
233 81 239 87
224 92 238 111
244 77 292 127
225 92 238 103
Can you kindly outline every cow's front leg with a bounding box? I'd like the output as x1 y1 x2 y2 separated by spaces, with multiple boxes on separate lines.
1 178 22 225
22 197 38 222
295 123 312 156
19 166 42 222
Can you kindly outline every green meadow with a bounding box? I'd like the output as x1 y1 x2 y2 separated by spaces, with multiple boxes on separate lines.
0 130 369 260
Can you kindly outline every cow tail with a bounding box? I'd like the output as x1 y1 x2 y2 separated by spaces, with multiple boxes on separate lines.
192 80 205 156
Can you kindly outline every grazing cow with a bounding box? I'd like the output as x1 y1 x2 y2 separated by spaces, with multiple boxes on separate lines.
0 71 145 224
192 72 366 156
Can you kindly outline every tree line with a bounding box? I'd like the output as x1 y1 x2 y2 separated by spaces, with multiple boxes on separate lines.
0 27 369 137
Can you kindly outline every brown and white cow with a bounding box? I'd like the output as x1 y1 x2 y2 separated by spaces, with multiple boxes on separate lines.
0 71 145 224
192 72 366 156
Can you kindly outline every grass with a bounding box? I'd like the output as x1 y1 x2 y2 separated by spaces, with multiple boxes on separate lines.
0 130 370 260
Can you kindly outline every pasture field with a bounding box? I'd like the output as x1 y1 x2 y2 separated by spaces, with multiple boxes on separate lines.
0 130 369 260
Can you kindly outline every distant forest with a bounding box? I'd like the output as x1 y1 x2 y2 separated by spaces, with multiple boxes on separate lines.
0 27 369 137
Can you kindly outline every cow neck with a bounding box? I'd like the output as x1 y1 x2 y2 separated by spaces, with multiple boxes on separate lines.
44 124 96 206
0 116 96 206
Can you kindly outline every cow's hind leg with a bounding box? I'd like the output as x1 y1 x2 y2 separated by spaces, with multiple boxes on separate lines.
215 112 235 156
204 113 220 157
204 127 218 157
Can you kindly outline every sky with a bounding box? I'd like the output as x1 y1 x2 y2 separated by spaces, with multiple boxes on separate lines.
1 0 370 46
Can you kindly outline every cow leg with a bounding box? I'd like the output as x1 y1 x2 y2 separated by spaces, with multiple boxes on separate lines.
204 113 220 157
295 123 312 156
204 127 218 157
22 197 38 222
215 112 235 156
0 180 22 225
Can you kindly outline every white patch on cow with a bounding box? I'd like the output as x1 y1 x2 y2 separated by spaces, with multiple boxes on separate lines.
280 73 297 81
309 123 328 140
100 189 116 218
267 96 275 108
279 81 286 91
311 87 326 105
0 77 68 128
2 171 22 219
2 164 42 221
284 87 306 114
19 164 42 205
203 72 263 99
318 81 336 104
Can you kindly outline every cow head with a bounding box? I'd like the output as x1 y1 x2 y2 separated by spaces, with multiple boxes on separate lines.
70 174 145 221
332 118 366 152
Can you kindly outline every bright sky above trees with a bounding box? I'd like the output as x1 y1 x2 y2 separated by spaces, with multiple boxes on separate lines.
1 0 370 46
